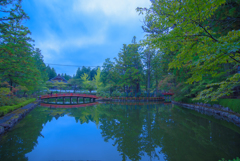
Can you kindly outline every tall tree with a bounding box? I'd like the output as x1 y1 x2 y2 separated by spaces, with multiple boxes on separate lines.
115 37 143 94
137 0 240 101
0 17 40 91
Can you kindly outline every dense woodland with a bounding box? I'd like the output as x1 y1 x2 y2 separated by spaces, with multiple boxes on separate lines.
0 0 240 106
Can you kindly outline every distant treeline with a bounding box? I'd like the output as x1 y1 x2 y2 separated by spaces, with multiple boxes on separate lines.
46 66 100 81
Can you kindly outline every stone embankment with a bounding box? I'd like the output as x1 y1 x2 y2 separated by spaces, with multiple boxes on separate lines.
96 98 165 102
0 100 41 135
172 101 240 127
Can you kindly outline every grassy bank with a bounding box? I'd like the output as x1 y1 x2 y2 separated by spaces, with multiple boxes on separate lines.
175 98 240 113
0 98 36 117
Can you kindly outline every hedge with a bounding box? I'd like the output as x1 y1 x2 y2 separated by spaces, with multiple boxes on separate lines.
0 98 36 117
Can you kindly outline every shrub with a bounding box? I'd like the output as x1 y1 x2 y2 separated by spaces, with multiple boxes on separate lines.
219 157 240 161
0 98 36 117
111 91 121 97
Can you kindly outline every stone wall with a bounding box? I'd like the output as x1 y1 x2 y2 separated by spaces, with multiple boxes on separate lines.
96 98 165 102
172 101 240 127
0 101 41 135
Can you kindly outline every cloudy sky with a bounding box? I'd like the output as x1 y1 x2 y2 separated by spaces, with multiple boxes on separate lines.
22 0 151 76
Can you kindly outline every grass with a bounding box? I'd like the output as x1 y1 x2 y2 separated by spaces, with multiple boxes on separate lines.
219 157 240 161
175 98 240 113
0 98 36 117
218 99 240 113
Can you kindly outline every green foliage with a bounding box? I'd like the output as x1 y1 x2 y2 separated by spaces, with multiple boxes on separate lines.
219 157 240 161
176 98 240 113
46 65 57 80
81 73 96 93
218 99 240 113
93 67 102 89
136 0 240 102
75 66 99 80
68 79 82 92
54 81 67 93
0 87 10 95
46 81 54 89
63 73 72 80
16 86 28 94
111 91 121 97
0 0 49 94
0 98 36 117
115 39 143 93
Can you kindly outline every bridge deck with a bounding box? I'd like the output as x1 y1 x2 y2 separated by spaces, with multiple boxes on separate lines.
41 93 98 99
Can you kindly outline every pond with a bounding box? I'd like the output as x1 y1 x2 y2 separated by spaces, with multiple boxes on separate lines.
0 102 239 161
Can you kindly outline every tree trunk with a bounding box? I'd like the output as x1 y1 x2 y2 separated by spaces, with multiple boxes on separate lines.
10 79 13 92
155 76 158 97
136 82 140 94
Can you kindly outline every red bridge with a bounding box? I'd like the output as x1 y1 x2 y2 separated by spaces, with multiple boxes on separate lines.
41 93 99 104
163 92 174 96
41 93 98 99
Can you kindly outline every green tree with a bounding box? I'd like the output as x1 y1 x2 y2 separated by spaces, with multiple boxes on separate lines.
137 0 240 101
46 65 57 80
0 18 41 91
68 79 82 93
81 73 96 93
115 37 143 94
55 81 66 93
94 67 102 89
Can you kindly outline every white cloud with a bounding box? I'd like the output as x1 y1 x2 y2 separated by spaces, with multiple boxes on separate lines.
73 0 151 22
36 28 106 63
27 0 151 74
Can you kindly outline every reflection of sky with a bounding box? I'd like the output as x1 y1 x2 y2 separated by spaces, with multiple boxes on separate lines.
26 115 165 161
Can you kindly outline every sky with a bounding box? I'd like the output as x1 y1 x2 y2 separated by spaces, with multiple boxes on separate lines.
22 0 152 76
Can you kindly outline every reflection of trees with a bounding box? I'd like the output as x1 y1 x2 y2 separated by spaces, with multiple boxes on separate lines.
0 107 54 161
0 103 240 161
97 103 240 161
99 104 145 161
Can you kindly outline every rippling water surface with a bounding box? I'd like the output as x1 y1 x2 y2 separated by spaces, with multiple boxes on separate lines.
0 102 239 161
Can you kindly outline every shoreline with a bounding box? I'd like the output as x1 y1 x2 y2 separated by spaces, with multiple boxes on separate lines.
96 98 165 102
172 101 240 127
0 100 41 136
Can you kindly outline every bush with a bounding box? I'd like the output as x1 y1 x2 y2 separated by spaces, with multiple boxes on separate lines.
219 157 240 161
0 98 36 117
111 91 121 97
0 95 27 107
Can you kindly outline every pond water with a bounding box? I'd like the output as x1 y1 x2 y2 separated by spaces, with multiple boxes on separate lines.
0 102 239 161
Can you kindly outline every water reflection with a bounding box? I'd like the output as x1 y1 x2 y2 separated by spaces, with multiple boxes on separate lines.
0 103 239 161
40 102 99 108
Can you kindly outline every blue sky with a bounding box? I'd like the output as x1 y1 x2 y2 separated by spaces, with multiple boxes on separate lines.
22 0 151 76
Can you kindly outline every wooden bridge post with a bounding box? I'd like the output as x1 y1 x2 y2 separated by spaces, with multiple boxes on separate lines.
70 97 72 104
77 97 79 104
83 98 85 102
63 97 65 104
93 98 95 102
55 98 57 103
